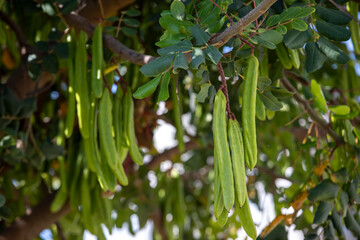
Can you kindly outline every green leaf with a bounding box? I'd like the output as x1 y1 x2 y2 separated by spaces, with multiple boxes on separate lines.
316 20 351 41
259 91 283 111
257 30 283 45
140 55 174 77
170 0 185 20
159 14 193 34
156 31 187 48
291 19 308 31
0 206 12 221
134 74 162 99
276 25 287 34
126 9 141 17
191 25 210 46
317 37 350 64
253 35 276 49
204 45 222 64
293 7 315 18
270 87 295 99
329 105 350 115
315 6 352 25
121 27 137 37
310 79 327 112
305 42 326 73
157 39 192 56
197 83 211 103
173 52 188 70
190 47 205 69
208 85 217 104
266 15 280 27
0 194 5 207
43 53 59 74
313 201 333 224
284 28 312 49
308 179 340 201
157 72 171 103
257 76 272 92
122 18 140 28
53 42 69 59
278 7 299 23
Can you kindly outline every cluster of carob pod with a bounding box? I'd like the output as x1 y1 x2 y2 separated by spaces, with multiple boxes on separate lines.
213 56 259 239
65 26 143 191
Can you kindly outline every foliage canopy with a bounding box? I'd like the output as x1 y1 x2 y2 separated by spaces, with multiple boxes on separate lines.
0 0 360 239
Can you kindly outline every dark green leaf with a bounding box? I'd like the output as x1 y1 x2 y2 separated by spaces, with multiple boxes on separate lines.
121 27 137 37
266 15 280 27
293 7 315 18
257 76 272 92
278 7 299 23
191 25 210 46
0 206 12 220
0 194 5 207
190 47 205 69
126 9 141 17
18 98 37 118
208 85 217 104
173 52 188 70
313 201 332 224
317 37 350 64
344 211 360 237
43 54 59 74
157 39 192 56
316 20 351 41
53 43 69 59
40 142 65 160
284 28 312 49
315 6 352 25
253 35 276 49
257 30 283 45
35 41 50 52
170 0 185 20
308 179 340 201
159 15 193 34
259 91 283 111
122 18 140 28
291 19 308 31
269 87 295 99
140 55 174 77
330 209 345 237
157 72 171 103
134 74 162 99
204 45 222 64
197 83 211 103
276 25 287 34
305 42 326 73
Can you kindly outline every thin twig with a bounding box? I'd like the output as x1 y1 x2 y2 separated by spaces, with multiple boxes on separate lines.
217 62 234 119
281 76 344 145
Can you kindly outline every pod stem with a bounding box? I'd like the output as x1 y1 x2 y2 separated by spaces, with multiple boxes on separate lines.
102 74 112 93
217 62 235 120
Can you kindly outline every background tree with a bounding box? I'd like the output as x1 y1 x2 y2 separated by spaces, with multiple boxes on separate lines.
0 0 360 239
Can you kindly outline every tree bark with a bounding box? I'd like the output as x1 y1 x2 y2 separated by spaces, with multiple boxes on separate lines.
0 193 71 240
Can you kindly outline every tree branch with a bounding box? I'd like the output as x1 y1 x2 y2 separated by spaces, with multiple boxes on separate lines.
281 76 345 145
0 193 71 240
63 13 155 66
148 140 200 170
0 10 39 56
209 0 278 46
